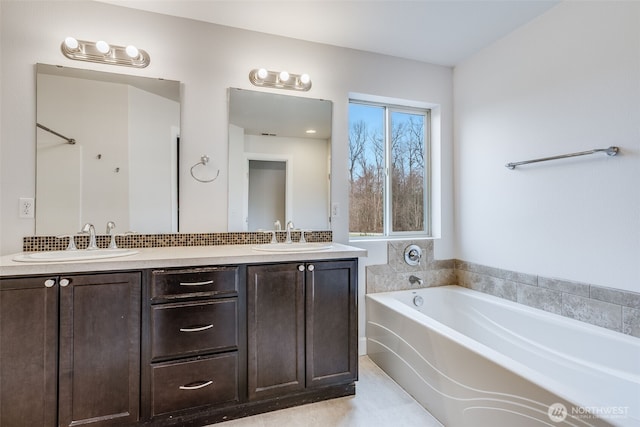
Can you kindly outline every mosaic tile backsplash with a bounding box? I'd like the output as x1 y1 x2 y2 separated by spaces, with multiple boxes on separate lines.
23 231 332 252
366 240 640 339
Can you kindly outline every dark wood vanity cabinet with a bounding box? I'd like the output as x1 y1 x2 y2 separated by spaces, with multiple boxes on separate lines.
247 259 358 401
1 256 357 426
58 272 141 427
144 266 246 421
0 276 58 427
0 272 141 427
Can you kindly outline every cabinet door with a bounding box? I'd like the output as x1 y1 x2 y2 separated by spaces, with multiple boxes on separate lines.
58 272 141 427
247 264 305 400
305 260 358 388
0 277 58 427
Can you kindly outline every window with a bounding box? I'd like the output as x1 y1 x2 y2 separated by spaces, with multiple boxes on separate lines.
348 100 430 238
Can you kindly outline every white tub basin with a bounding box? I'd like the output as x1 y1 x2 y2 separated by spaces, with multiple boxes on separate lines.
13 248 139 262
252 243 333 253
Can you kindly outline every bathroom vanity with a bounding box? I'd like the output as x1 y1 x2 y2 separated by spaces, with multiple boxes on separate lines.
0 243 364 426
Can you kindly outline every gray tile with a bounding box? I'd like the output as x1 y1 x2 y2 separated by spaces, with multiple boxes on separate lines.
366 264 390 276
516 283 562 314
590 285 640 309
623 307 640 338
366 269 456 293
387 240 434 272
427 259 455 270
538 276 590 297
463 271 517 301
561 293 622 332
453 260 535 285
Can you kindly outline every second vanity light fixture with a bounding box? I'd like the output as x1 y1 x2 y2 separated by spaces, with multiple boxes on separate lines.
61 37 150 68
249 68 312 91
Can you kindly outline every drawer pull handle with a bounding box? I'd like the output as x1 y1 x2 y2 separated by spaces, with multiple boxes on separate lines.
179 380 213 390
179 280 214 287
179 324 214 333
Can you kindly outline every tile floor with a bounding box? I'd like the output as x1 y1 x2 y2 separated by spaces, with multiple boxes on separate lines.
215 356 443 427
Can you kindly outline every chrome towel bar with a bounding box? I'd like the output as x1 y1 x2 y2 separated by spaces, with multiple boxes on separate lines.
36 123 76 144
505 146 619 170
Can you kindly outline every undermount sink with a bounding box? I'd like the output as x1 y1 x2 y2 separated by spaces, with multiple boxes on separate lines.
13 248 139 263
252 242 333 253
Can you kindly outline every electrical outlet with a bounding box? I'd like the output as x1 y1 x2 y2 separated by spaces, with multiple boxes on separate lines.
19 197 34 218
331 203 340 217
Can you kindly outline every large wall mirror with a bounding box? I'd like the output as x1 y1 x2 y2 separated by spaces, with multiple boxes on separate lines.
228 88 332 231
36 63 180 235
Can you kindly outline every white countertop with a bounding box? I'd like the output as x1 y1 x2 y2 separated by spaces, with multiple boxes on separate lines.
0 243 367 277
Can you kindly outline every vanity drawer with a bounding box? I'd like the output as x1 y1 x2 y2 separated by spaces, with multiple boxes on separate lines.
151 352 238 416
151 267 238 300
151 299 237 360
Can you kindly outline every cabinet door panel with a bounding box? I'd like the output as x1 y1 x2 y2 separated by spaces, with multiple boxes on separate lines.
0 277 58 427
58 272 141 427
306 260 358 388
247 264 305 400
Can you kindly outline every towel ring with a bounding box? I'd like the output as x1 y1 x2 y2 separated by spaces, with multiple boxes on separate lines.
190 155 220 183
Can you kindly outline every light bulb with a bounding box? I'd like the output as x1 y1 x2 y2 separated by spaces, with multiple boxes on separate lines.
300 73 310 84
279 71 290 82
64 37 79 50
257 68 268 79
95 40 110 54
125 45 139 58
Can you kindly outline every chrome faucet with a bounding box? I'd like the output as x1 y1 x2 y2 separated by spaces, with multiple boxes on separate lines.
409 275 424 286
106 221 117 249
80 223 98 250
285 221 294 244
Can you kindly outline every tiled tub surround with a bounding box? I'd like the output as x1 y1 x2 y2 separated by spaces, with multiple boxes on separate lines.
365 240 640 338
365 240 456 293
22 231 332 252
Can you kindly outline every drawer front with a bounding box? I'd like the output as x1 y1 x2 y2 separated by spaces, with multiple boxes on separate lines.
151 267 238 301
152 299 237 360
151 353 238 416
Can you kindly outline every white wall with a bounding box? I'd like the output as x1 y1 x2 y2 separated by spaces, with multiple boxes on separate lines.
0 0 454 257
244 134 330 230
128 86 180 233
454 1 640 292
36 73 129 234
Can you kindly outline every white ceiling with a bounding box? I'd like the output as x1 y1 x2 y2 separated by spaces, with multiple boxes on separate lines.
98 0 559 66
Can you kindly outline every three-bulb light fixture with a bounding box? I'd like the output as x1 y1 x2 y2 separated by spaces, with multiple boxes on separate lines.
61 37 150 68
249 68 312 91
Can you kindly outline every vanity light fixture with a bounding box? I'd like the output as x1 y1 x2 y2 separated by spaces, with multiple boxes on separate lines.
249 68 312 91
61 37 150 68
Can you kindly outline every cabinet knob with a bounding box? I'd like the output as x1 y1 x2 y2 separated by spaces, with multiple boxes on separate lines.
298 265 305 272
44 279 56 288
59 278 70 287
307 264 315 272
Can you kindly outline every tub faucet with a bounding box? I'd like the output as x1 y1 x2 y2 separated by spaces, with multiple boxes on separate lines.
80 223 98 250
285 221 294 244
409 275 424 286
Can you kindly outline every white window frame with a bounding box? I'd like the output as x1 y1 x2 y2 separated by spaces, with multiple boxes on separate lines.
348 98 431 239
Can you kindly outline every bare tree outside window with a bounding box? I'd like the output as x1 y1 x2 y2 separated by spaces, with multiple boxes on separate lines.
349 102 429 237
